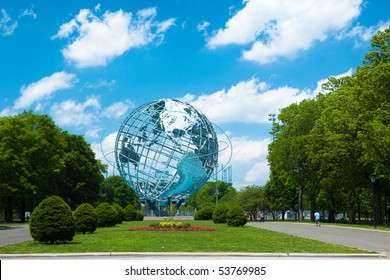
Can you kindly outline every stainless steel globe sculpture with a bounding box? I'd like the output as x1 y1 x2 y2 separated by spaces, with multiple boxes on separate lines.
114 98 219 203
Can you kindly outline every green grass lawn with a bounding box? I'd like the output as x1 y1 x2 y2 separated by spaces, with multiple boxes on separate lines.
0 220 370 254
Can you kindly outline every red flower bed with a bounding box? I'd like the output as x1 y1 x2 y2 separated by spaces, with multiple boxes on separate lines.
128 226 215 231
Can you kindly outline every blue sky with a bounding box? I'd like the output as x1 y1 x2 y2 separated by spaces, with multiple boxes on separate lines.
1 0 389 188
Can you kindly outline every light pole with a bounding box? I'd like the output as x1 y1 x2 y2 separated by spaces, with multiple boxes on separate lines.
268 113 276 141
370 177 377 228
215 163 219 206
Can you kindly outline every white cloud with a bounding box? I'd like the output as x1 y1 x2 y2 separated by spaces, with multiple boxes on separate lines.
94 3 101 12
245 161 270 184
229 137 270 185
52 19 78 39
14 72 78 109
0 107 17 117
102 100 134 119
52 7 175 68
50 97 100 127
19 8 37 19
91 131 117 175
85 128 101 139
313 68 353 95
230 137 270 164
1 8 18 36
84 79 116 89
207 0 362 64
216 129 271 186
187 78 312 124
197 20 210 36
336 20 390 43
49 96 134 129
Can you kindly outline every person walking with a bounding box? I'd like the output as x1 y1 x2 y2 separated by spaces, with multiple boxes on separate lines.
314 211 321 227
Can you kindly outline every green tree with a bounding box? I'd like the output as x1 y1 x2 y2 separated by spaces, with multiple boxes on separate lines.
356 27 390 225
187 181 237 210
98 176 140 209
267 26 390 225
0 112 66 222
263 176 296 220
268 98 323 221
237 185 266 221
59 134 105 208
0 112 107 221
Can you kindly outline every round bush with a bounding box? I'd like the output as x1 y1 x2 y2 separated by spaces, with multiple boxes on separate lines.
95 203 117 227
124 204 137 221
135 211 144 221
226 206 247 227
212 203 230 224
29 196 75 243
194 206 213 220
73 203 97 234
112 204 125 224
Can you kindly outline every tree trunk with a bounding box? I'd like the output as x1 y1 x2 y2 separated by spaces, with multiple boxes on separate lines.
372 181 382 226
328 208 335 223
349 209 356 224
20 199 26 223
5 196 13 222
327 193 336 223
297 188 303 222
357 200 361 224
349 190 356 224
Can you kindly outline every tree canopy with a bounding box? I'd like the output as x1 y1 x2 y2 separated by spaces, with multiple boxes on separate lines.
0 111 106 221
267 26 390 224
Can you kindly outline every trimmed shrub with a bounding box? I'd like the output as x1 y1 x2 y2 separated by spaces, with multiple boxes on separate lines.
29 196 75 243
112 204 125 224
226 206 247 227
212 203 230 224
135 211 144 221
73 203 97 234
95 203 117 227
124 204 137 221
194 206 213 220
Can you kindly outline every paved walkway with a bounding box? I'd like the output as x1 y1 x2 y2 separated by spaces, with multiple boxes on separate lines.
0 226 31 247
249 222 390 256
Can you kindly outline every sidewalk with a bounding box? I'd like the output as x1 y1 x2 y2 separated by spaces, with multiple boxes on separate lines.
249 222 390 257
0 225 31 247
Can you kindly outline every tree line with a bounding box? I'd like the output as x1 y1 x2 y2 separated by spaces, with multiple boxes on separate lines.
267 27 390 225
0 111 139 222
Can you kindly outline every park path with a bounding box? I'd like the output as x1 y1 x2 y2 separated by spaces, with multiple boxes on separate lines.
0 226 32 247
249 221 390 256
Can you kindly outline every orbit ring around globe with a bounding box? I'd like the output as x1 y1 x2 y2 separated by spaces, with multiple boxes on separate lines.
101 98 232 203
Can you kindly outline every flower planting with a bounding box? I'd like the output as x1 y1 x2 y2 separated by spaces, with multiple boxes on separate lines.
128 220 214 231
